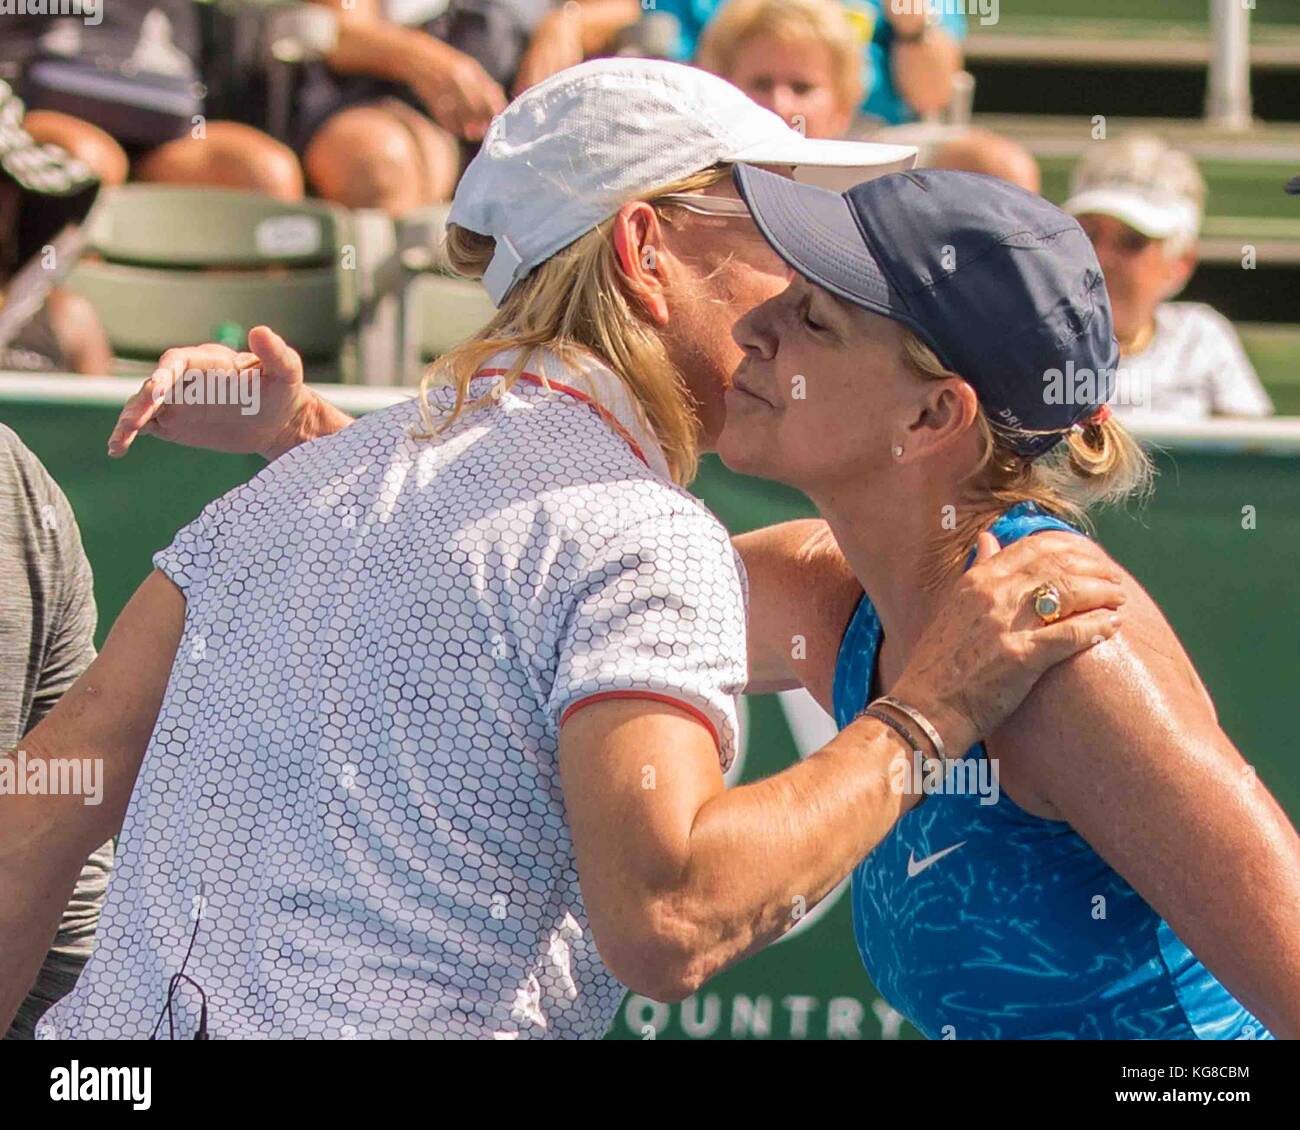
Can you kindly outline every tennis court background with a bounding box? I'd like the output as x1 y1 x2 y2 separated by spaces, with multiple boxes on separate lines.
4 388 1297 1040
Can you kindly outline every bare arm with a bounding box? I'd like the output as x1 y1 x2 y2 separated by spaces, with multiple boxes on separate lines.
570 0 641 54
560 533 1127 999
46 288 113 376
733 519 861 700
559 697 917 1000
996 572 1300 1038
314 0 419 83
886 9 962 118
312 0 506 139
108 327 352 461
0 571 185 1032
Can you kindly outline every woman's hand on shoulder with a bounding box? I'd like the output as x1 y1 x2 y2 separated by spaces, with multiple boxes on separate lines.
892 531 1128 756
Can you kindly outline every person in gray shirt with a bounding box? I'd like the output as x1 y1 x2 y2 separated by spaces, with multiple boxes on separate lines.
0 423 113 1039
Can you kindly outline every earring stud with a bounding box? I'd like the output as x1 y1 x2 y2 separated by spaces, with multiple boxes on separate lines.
892 444 904 458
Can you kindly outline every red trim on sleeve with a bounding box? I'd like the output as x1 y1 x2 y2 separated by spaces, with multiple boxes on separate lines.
559 691 722 752
472 368 653 469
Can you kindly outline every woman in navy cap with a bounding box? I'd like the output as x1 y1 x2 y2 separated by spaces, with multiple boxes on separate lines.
722 163 1300 1039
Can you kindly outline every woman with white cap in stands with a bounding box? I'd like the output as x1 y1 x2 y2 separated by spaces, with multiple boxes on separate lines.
1063 132 1273 424
1 59 1125 1039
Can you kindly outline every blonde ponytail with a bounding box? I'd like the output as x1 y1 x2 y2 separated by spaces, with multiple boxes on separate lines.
1057 414 1152 510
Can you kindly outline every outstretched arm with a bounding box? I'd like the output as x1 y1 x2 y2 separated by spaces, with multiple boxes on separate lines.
312 0 506 141
998 572 1300 1038
107 327 354 462
0 571 185 1033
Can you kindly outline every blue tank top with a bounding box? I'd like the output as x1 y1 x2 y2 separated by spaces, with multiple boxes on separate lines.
832 502 1272 1040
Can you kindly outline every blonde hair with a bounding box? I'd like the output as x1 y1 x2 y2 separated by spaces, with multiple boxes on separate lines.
697 0 864 112
415 165 733 486
901 331 1154 587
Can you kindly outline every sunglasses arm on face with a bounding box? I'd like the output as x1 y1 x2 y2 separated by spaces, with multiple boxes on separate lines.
655 193 752 218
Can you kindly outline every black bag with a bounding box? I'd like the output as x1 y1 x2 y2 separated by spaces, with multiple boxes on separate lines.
19 2 205 148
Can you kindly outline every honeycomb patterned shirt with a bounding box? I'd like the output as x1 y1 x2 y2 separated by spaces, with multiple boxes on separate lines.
37 347 748 1040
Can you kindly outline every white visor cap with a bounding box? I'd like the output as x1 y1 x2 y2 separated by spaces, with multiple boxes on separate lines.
447 57 918 306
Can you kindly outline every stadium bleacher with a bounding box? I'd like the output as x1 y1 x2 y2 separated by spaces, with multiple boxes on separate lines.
965 0 1300 69
66 185 361 380
27 1 1297 405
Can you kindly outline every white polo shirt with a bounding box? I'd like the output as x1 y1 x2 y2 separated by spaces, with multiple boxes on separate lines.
1111 302 1275 423
38 346 748 1040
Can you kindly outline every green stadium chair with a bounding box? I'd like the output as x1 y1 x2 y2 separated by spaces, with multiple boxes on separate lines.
406 276 498 372
66 185 361 380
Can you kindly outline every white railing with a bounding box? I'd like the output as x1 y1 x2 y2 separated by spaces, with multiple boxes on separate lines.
4 373 1300 455
1206 0 1254 131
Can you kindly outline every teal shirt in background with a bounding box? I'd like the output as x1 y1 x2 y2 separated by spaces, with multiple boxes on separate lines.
652 0 967 125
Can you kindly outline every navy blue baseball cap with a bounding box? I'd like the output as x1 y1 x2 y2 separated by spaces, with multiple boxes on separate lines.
732 163 1119 457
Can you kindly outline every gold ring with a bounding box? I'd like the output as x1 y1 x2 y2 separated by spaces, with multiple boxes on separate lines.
1031 582 1063 624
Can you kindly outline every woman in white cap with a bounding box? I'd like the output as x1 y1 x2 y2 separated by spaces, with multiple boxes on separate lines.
1064 132 1273 423
1 59 1125 1040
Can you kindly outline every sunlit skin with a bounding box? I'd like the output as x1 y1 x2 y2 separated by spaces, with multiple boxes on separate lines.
722 33 856 140
1075 212 1195 350
720 274 981 505
720 274 986 649
609 173 793 444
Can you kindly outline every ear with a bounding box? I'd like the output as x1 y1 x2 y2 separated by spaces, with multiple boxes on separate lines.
611 201 670 326
1161 243 1197 300
899 378 980 462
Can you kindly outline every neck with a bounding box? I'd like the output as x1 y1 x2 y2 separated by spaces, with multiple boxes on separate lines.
810 469 979 665
1118 317 1157 357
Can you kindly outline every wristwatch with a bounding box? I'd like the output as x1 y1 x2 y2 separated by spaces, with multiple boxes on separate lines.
893 8 942 44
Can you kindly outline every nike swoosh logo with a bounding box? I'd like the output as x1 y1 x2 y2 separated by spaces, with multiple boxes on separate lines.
906 841 967 879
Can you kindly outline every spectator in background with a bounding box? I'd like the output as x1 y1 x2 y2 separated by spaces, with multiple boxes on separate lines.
1065 132 1274 423
842 0 962 124
0 81 111 375
643 0 961 123
925 127 1040 194
298 0 630 212
0 423 115 1041
696 0 862 139
696 0 1038 191
1 2 303 200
